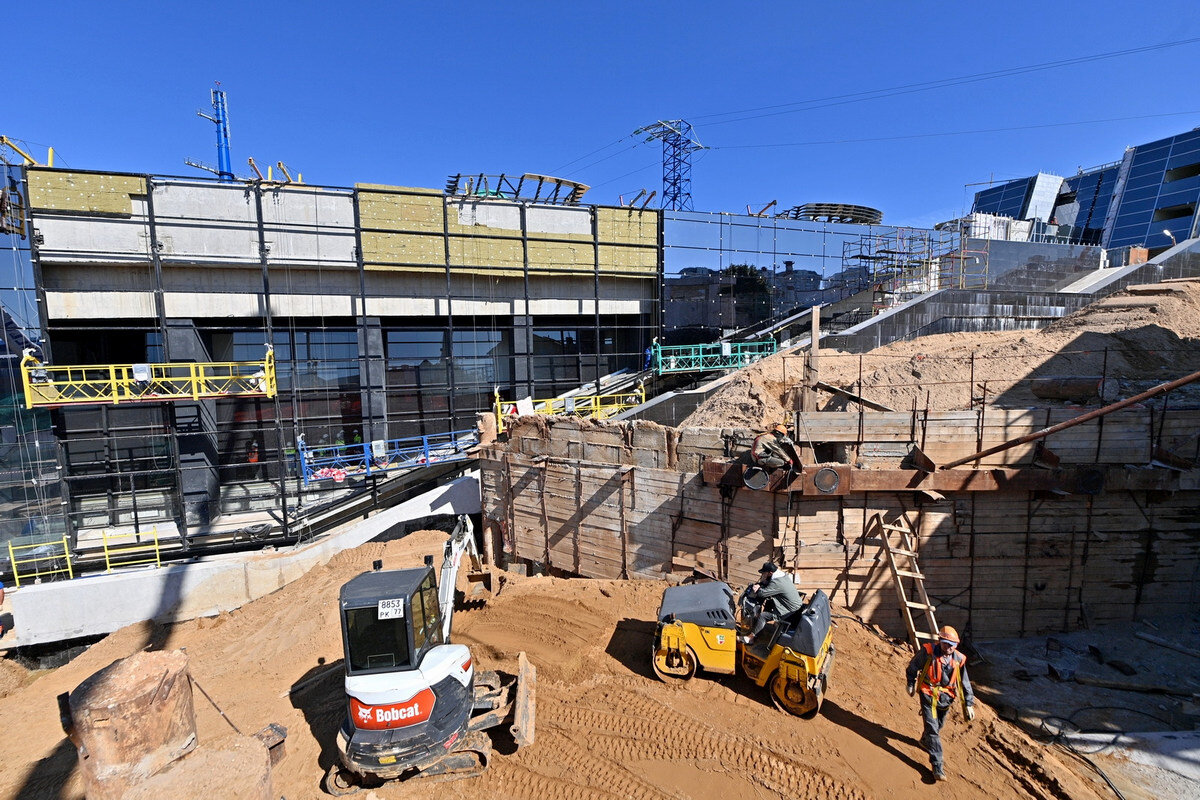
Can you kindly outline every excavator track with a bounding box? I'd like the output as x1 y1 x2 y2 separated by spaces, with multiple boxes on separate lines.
403 729 493 784
322 731 493 795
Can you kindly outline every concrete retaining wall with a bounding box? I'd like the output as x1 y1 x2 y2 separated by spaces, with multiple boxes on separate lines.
5 474 481 648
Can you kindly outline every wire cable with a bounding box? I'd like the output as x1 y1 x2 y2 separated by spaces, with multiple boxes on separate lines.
709 110 1200 151
690 37 1200 128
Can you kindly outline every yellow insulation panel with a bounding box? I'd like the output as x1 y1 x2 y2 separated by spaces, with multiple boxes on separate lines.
360 231 444 267
27 169 146 215
356 185 445 233
598 244 658 276
449 235 524 270
528 240 594 272
597 207 659 247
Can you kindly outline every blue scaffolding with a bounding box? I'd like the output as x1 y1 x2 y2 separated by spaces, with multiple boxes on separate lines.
297 429 478 486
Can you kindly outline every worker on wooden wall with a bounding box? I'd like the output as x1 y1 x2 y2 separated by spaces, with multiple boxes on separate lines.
752 422 798 470
905 625 976 781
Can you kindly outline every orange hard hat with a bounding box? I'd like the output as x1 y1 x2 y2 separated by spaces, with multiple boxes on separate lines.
938 625 960 644
772 422 787 434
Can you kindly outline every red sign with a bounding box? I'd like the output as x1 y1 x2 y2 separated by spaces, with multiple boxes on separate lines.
350 687 436 730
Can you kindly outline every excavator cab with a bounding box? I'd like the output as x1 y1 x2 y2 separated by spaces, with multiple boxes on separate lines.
341 567 443 673
324 517 535 796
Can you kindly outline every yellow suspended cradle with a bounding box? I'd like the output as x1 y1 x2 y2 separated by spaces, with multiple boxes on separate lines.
20 345 276 409
494 382 645 434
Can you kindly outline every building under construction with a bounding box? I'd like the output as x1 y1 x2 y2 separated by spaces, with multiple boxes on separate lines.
0 165 658 561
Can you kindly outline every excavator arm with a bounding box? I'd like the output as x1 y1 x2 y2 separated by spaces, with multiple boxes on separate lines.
438 515 490 640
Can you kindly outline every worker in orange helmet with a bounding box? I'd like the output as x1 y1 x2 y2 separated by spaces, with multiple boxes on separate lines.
905 625 976 781
752 422 798 471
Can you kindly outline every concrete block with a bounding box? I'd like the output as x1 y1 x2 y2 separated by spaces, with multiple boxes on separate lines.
631 424 668 451
585 443 624 465
519 436 549 457
547 436 570 458
631 448 663 469
583 428 625 450
677 427 724 450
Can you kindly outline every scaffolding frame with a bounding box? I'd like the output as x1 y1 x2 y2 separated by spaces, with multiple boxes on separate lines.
840 227 972 311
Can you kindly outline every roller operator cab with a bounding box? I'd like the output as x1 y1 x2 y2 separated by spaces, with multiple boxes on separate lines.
652 580 835 718
334 566 475 782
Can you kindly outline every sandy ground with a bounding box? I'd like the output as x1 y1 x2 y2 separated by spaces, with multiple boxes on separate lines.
684 281 1200 428
0 529 1110 800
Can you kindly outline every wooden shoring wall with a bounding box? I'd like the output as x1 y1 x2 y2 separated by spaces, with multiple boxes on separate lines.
481 411 1200 640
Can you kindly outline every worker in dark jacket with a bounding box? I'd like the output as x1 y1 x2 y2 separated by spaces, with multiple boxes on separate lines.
741 561 804 642
905 625 976 781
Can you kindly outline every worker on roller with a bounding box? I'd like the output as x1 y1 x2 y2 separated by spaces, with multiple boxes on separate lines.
752 422 798 471
905 625 976 782
740 561 803 644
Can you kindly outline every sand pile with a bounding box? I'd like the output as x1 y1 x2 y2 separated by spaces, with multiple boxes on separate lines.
684 281 1200 429
0 530 1107 799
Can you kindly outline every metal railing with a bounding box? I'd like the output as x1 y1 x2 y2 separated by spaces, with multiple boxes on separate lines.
297 429 479 486
20 346 276 408
494 383 646 434
8 535 73 586
653 340 777 374
102 527 162 572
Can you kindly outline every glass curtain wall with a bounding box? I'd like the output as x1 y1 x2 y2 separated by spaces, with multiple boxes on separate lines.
1 162 66 565
663 211 912 341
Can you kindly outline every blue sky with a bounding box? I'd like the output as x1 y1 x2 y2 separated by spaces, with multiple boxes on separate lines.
6 1 1200 227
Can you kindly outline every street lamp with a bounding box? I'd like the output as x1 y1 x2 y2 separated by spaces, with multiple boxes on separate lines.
1163 228 1177 247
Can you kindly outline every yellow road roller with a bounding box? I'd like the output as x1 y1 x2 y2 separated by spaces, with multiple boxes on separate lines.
651 580 834 717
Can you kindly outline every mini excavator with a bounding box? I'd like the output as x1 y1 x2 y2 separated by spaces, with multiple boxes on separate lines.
323 515 535 795
651 576 834 717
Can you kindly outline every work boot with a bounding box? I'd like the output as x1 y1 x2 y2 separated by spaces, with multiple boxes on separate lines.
934 768 947 782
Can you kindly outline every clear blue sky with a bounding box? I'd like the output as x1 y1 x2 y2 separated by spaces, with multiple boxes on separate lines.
7 1 1200 227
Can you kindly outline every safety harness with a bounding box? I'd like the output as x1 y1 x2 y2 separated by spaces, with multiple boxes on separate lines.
916 642 969 713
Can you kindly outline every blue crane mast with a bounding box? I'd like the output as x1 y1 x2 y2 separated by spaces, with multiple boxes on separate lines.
185 84 234 182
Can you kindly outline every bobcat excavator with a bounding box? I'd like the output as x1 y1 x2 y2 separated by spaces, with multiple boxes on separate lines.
323 515 535 795
651 574 833 717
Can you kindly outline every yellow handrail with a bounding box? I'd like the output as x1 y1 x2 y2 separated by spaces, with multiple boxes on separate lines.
494 383 646 434
20 345 276 409
7 535 73 587
102 527 162 572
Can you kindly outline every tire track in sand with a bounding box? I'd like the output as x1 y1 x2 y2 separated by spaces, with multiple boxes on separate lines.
537 683 866 800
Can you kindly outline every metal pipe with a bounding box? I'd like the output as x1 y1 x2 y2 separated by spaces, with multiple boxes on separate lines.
941 367 1200 469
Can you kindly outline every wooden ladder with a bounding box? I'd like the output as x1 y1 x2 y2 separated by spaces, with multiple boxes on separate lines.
870 513 939 650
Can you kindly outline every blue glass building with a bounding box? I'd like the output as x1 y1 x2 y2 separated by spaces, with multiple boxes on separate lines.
1104 128 1200 249
972 126 1200 252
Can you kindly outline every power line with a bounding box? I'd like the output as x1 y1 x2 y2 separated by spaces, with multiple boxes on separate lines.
708 110 1200 151
547 134 634 175
690 37 1200 128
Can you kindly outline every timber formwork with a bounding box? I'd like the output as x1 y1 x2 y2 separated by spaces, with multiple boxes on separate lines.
480 411 1200 641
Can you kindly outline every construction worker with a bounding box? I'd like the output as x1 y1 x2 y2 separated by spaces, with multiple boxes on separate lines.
752 422 798 470
740 561 803 643
905 625 976 781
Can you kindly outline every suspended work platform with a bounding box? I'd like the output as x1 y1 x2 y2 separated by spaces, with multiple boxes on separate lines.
653 340 776 374
298 429 479 486
20 346 276 408
494 383 646 434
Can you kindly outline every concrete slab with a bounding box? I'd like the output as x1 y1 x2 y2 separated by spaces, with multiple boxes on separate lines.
4 474 481 649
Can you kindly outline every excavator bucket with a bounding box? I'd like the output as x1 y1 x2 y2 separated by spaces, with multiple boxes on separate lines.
467 568 493 597
510 652 536 748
